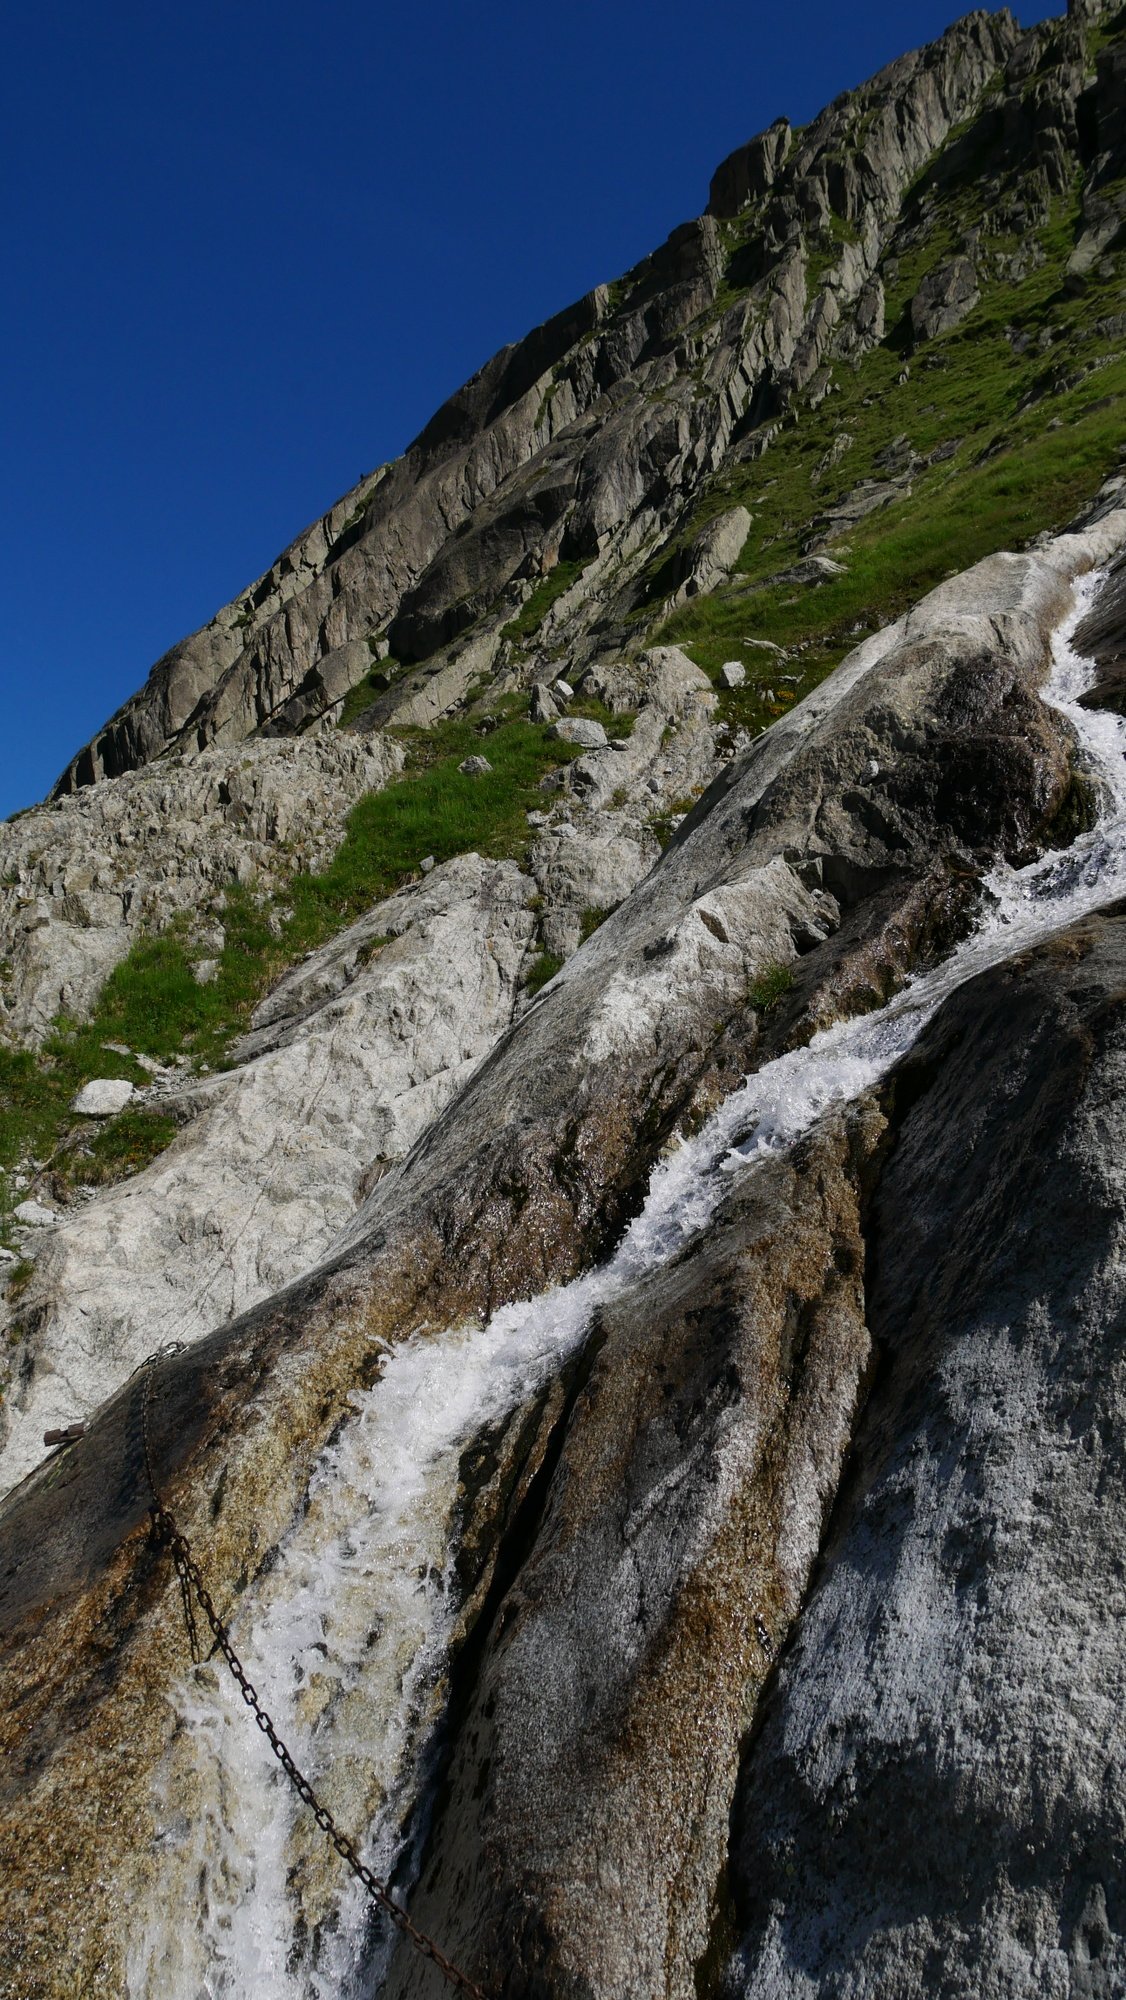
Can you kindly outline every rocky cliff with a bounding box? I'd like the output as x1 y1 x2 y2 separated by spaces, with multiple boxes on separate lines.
46 0 1126 795
3 6 1126 1999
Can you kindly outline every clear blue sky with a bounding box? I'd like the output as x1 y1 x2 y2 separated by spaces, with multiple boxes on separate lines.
2 0 1061 817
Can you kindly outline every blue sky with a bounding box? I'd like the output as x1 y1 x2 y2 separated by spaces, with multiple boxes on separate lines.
2 0 1062 816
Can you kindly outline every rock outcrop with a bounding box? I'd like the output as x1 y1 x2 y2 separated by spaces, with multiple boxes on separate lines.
0 647 717 1489
0 733 403 1043
0 853 538 1491
3 6 1126 1996
47 3 1084 794
723 910 1126 1999
911 253 981 342
1 512 1123 1998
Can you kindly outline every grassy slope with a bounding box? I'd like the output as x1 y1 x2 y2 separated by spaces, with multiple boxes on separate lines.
0 714 584 1230
649 166 1126 734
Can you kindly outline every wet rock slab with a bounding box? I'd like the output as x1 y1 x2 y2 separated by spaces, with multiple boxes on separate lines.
722 910 1126 1999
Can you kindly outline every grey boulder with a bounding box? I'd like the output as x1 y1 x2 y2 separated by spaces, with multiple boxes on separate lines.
549 718 609 749
71 1079 135 1118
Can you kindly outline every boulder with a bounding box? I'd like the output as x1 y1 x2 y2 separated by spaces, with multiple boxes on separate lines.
528 683 560 724
457 755 493 776
720 661 747 688
12 1201 56 1229
71 1079 135 1118
548 718 609 749
670 506 753 607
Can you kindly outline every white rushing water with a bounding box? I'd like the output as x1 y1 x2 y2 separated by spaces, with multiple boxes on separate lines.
130 572 1126 1999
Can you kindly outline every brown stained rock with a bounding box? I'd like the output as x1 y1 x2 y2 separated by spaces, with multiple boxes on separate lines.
0 525 1118 1990
381 1103 886 1999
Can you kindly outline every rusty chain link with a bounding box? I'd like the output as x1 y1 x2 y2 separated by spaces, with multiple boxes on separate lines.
139 1347 487 2000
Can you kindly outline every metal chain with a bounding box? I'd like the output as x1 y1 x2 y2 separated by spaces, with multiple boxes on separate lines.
139 1349 487 2000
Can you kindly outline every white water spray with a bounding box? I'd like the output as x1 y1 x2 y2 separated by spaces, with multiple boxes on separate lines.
130 572 1126 1998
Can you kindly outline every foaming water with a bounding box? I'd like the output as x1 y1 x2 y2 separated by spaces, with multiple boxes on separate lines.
129 573 1126 1998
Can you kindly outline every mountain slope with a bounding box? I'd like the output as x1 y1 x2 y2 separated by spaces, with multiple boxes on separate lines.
51 3 1126 791
2 8 1126 1999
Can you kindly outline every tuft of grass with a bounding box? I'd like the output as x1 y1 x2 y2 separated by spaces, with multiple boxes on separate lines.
651 796 704 850
748 963 796 1013
4 1258 35 1303
525 951 565 995
579 906 615 944
337 659 402 729
339 478 385 533
82 1108 183 1187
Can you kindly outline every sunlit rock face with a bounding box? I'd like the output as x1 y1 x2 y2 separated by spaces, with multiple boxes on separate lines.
4 1 1126 1990
5 507 1126 1997
0 734 404 1044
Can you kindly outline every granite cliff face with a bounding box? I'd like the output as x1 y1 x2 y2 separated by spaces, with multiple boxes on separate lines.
48 0 1126 794
3 6 1126 1999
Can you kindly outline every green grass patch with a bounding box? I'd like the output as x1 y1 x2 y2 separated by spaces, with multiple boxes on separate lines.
501 558 593 648
285 717 577 951
659 365 1126 681
82 1108 183 1187
579 905 614 943
337 659 402 729
748 963 796 1012
524 950 564 994
650 169 1126 690
0 715 582 1205
651 796 705 849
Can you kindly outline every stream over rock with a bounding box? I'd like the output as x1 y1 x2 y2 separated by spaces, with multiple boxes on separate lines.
3 511 1126 1997
5 4 1126 1987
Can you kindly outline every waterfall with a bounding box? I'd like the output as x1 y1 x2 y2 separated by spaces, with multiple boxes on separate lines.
129 573 1126 1999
